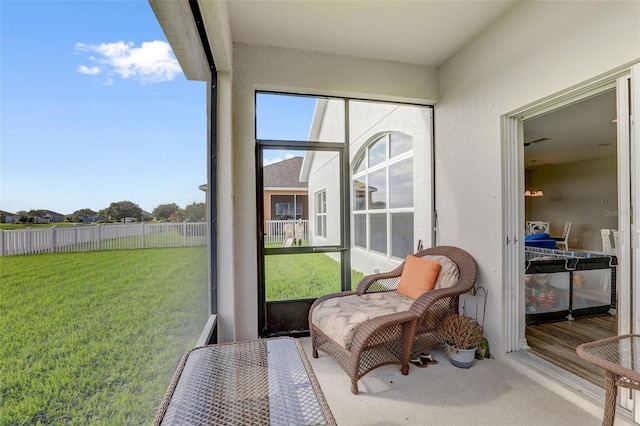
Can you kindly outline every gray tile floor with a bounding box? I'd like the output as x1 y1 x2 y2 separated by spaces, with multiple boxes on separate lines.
299 337 625 426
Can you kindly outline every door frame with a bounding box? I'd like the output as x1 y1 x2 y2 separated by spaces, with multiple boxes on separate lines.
255 92 351 337
256 141 350 338
629 64 640 421
501 64 637 412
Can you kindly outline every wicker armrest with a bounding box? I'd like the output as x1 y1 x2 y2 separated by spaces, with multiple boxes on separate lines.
355 269 403 295
349 310 418 350
409 285 466 316
311 290 356 307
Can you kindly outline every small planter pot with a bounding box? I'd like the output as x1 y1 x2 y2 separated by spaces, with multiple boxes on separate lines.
448 347 477 368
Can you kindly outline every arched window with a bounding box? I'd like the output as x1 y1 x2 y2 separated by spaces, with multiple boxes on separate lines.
352 132 414 259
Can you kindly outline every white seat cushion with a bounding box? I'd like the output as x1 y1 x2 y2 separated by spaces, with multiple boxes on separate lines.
311 291 414 351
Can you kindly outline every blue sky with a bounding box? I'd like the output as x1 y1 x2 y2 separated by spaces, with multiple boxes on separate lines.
256 93 315 140
1 0 207 215
256 92 316 163
0 1 319 216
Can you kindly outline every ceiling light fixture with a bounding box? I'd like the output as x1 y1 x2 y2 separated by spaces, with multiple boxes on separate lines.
525 160 544 197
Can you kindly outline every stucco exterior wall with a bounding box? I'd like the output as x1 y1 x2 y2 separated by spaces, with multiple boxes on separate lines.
306 101 433 275
214 71 236 342
349 102 434 267
306 151 342 249
435 1 640 356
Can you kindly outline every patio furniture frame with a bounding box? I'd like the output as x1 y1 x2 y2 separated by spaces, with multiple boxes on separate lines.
577 334 640 426
309 245 477 393
153 337 336 425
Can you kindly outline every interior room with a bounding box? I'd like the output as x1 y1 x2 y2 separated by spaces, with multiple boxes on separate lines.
522 89 618 387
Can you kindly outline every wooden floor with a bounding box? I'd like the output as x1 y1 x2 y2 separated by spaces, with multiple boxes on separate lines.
525 315 617 388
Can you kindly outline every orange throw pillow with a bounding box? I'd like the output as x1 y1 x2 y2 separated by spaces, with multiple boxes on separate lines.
397 255 441 299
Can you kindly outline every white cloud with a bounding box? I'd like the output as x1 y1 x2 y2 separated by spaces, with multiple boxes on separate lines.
263 152 297 166
75 40 182 84
77 65 101 75
263 156 284 166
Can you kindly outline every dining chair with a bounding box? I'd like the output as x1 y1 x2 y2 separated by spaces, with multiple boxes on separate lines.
552 221 571 251
528 221 549 234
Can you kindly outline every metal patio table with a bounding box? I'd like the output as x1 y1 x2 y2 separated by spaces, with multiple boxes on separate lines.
153 337 336 425
577 334 640 426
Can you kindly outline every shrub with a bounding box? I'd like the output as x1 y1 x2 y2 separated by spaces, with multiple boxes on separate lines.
437 314 484 351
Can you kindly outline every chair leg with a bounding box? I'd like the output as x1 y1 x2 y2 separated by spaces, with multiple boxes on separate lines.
400 319 417 376
351 381 359 394
309 327 318 358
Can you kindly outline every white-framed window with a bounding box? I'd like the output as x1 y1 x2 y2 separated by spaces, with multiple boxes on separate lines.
352 132 414 258
315 190 327 238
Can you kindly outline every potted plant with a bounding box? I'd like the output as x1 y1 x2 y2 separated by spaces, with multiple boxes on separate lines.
436 314 484 368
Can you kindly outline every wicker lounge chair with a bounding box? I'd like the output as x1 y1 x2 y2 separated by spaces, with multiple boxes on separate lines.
309 246 477 393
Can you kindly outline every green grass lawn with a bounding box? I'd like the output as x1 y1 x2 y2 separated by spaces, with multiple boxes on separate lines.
1 245 364 424
0 248 208 425
89 232 206 251
0 223 82 230
265 252 364 300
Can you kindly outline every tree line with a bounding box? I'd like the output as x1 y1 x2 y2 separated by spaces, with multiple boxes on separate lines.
5 201 206 224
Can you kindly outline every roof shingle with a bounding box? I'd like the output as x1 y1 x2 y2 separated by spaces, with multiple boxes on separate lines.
263 157 306 188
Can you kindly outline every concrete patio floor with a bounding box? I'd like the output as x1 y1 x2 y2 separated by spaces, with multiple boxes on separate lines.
298 337 635 426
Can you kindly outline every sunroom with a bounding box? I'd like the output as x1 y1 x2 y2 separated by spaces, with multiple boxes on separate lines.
149 0 640 424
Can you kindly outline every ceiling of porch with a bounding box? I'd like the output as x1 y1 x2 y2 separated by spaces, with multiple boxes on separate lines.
225 0 517 67
223 1 617 166
180 1 618 167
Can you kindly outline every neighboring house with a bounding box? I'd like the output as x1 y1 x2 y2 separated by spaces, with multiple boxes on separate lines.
263 156 308 221
45 211 65 223
202 157 309 223
151 0 640 419
0 210 16 224
35 210 65 224
123 211 153 223
0 209 64 223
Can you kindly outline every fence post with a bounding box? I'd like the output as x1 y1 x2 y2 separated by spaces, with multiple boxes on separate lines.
97 224 102 251
141 223 145 248
50 226 56 253
0 230 4 256
182 222 187 247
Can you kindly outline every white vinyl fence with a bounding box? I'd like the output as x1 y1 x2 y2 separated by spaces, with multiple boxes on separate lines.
264 220 309 244
0 222 207 256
